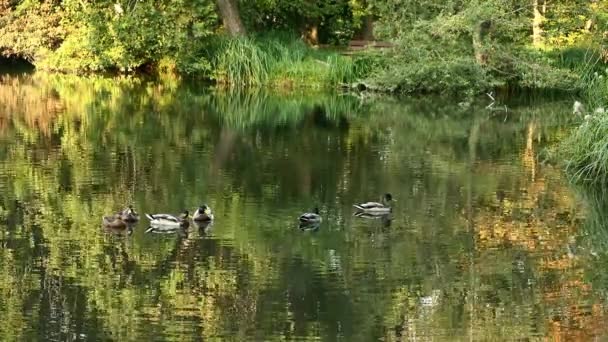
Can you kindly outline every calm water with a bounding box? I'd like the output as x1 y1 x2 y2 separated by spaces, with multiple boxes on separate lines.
0 73 606 341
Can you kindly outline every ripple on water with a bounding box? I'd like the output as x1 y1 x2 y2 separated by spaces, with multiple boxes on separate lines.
0 78 605 340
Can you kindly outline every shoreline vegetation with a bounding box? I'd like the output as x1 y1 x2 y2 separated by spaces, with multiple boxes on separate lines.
0 1 604 95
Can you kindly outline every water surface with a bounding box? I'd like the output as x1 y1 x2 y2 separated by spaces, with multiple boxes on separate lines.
0 73 604 341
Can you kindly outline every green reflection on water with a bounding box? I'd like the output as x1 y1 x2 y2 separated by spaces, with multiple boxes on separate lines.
0 73 600 341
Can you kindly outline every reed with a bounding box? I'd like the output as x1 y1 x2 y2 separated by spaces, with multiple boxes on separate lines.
210 32 369 88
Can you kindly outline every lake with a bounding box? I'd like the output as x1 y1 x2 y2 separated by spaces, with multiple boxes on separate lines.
0 72 605 341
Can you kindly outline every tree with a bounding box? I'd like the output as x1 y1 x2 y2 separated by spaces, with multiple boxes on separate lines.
532 0 545 46
216 0 246 36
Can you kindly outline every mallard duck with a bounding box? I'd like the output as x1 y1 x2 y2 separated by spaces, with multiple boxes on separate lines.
299 207 321 224
102 216 128 229
353 193 394 214
145 211 190 228
193 205 214 222
117 205 140 222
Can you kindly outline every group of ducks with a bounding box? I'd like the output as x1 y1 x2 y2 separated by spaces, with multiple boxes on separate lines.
298 193 394 229
102 204 215 232
102 193 394 233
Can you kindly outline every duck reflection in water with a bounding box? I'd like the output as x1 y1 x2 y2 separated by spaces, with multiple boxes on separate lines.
145 225 190 239
299 221 321 232
193 220 214 235
103 224 135 236
353 211 393 227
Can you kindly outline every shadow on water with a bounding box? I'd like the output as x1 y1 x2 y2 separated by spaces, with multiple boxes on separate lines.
0 57 35 75
0 73 604 341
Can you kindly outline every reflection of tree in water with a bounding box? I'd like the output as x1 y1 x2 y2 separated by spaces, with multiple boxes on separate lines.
0 74 603 340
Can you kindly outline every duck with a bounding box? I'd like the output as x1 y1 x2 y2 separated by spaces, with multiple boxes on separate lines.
299 207 322 224
117 205 140 222
193 204 214 222
102 216 128 229
353 193 394 214
145 211 190 228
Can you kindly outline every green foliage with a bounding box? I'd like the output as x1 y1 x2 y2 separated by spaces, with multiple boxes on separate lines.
366 0 602 94
493 47 583 90
0 1 65 62
369 56 491 94
239 0 361 45
2 0 217 74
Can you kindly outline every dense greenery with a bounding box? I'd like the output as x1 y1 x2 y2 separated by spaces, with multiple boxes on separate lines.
364 0 608 93
0 0 606 93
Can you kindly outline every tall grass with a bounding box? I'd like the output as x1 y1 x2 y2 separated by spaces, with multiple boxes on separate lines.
556 46 608 186
210 32 370 89
212 37 273 86
562 113 608 185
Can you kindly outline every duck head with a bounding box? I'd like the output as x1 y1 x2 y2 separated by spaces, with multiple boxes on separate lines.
180 210 189 219
383 193 394 203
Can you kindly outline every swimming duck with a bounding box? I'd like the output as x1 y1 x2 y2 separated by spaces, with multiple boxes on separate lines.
102 216 128 229
353 193 394 214
145 211 190 228
299 207 321 224
117 205 140 222
193 205 214 222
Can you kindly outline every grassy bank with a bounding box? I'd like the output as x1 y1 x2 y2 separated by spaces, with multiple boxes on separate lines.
557 49 608 186
207 34 370 89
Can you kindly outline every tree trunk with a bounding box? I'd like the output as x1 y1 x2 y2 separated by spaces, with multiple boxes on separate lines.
532 0 544 46
301 23 319 45
216 0 246 37
362 15 375 40
472 21 491 65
